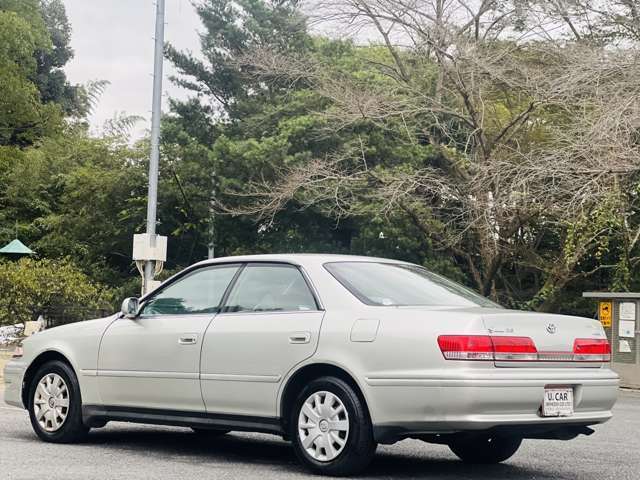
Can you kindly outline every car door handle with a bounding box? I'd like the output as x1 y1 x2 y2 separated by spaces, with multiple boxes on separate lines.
289 332 311 344
178 334 198 345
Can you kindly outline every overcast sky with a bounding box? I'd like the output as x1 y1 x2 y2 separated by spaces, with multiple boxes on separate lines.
63 0 202 138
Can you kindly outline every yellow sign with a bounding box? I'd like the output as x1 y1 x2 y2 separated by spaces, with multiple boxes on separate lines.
599 301 612 328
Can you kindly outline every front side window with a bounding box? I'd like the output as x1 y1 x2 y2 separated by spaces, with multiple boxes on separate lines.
325 262 500 308
141 265 239 315
224 264 317 313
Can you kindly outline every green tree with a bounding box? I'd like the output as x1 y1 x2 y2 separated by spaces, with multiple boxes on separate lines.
164 2 449 266
0 1 140 307
0 0 84 147
0 257 115 326
36 0 86 116
0 125 149 290
0 8 61 146
163 0 342 258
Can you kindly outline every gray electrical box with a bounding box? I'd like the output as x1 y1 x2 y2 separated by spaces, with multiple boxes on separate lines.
583 292 640 388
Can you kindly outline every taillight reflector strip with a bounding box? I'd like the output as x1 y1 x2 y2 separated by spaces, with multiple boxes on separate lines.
437 335 611 362
492 336 538 361
437 335 537 361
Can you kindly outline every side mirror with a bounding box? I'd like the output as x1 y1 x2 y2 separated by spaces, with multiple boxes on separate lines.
121 297 140 319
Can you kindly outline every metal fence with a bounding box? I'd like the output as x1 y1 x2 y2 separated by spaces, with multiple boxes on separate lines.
40 305 114 329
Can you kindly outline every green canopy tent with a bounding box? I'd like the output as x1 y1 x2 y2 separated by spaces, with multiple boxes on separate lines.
0 239 35 256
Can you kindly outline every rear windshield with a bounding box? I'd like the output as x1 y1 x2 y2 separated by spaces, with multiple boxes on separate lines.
324 262 500 308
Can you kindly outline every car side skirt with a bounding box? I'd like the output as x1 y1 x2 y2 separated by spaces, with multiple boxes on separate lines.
82 405 284 436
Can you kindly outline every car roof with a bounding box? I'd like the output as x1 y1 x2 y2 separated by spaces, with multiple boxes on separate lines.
192 253 412 269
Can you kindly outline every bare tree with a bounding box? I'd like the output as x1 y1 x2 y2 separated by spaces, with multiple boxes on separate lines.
228 0 640 309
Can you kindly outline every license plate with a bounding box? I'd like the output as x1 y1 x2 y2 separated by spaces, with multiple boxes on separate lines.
542 388 574 417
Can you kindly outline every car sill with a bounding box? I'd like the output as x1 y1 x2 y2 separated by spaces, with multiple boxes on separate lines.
82 405 284 436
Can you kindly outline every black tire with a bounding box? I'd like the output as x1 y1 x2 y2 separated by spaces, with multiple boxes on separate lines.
449 434 522 464
191 427 230 437
290 376 376 476
27 360 89 443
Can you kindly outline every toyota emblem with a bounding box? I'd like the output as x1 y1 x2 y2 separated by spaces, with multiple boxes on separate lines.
546 323 557 334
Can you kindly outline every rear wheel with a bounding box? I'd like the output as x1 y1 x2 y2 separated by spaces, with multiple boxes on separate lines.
290 376 376 476
28 360 89 443
448 435 522 464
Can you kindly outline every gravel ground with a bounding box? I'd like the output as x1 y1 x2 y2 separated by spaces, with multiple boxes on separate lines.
1 388 638 480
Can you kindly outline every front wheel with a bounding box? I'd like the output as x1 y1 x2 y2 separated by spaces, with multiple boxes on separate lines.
290 376 377 476
27 360 89 443
449 435 522 464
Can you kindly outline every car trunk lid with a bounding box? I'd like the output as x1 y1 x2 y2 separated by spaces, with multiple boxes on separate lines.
480 311 609 368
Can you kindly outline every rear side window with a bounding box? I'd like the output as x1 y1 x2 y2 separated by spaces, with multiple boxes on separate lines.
224 264 318 313
324 262 499 308
141 265 239 315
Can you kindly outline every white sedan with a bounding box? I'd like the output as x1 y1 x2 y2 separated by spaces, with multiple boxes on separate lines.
4 254 618 476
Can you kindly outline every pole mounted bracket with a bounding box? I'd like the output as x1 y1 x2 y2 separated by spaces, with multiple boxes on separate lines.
133 233 167 262
133 234 167 295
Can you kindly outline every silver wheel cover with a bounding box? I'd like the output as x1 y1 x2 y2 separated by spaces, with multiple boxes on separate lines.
33 373 70 432
298 390 349 462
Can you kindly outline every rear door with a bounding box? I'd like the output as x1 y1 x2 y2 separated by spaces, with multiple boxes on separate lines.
200 263 324 417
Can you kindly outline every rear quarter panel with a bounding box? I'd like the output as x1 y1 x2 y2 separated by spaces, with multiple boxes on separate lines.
308 304 618 428
308 306 492 425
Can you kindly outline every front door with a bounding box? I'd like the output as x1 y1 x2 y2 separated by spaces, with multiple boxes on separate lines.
97 264 240 412
200 263 324 418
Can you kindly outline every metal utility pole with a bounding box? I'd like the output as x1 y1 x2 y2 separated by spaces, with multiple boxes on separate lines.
132 1 167 295
143 0 166 293
208 170 216 259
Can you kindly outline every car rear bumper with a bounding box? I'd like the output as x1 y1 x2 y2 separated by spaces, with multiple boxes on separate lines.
373 419 605 444
3 360 26 408
365 367 619 443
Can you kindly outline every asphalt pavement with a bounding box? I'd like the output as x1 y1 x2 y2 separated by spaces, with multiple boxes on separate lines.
1 388 638 480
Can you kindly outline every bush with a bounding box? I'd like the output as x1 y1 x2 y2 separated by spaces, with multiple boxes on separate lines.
0 257 116 326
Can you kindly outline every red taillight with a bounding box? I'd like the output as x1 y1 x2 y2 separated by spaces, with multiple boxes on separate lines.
437 335 611 362
573 338 611 362
437 335 537 361
437 335 494 360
